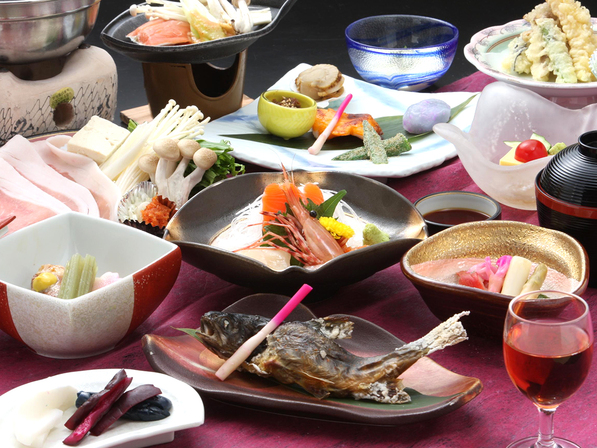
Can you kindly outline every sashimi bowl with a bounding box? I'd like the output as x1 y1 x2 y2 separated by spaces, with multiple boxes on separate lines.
433 81 597 210
401 220 588 338
164 171 426 295
0 212 181 358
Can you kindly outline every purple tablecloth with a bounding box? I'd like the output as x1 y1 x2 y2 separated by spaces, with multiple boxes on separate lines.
2 73 597 448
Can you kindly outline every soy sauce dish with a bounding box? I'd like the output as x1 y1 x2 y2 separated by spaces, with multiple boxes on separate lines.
415 191 502 235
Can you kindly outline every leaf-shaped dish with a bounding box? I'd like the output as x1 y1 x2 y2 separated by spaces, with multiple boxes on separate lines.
101 0 298 64
163 171 426 295
142 294 483 425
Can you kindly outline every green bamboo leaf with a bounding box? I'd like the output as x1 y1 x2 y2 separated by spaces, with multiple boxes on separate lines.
222 94 477 151
176 327 201 340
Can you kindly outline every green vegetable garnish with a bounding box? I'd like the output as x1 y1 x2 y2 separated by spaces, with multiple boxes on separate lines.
185 139 245 198
58 254 98 300
305 190 347 218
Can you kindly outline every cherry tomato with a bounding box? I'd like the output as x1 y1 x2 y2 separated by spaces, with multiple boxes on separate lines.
514 139 548 163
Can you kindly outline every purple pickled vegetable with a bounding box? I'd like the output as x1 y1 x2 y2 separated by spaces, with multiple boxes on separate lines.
403 99 451 134
90 385 162 436
64 369 126 431
63 376 132 446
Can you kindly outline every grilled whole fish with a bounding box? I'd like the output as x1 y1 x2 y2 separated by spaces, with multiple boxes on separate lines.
189 311 469 404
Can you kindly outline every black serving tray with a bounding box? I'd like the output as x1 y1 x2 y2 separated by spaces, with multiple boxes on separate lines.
101 0 297 64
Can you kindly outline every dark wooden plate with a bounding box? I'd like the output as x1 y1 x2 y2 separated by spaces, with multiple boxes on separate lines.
164 170 426 295
142 293 483 425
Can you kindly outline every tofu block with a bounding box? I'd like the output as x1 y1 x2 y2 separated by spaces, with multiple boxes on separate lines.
499 147 523 166
67 116 130 164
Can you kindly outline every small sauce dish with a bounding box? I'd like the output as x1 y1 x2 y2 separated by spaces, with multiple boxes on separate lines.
257 90 317 139
414 190 502 235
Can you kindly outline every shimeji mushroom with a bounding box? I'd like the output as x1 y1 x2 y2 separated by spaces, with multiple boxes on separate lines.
137 153 160 184
146 137 218 208
152 138 181 198
171 145 218 208
167 139 201 206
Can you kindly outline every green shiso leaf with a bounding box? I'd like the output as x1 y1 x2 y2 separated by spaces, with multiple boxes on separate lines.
304 190 346 218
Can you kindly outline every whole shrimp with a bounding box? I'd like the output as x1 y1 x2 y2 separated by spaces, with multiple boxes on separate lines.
279 168 344 263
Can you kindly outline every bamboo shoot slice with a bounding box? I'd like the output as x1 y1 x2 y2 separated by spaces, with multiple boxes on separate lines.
501 256 532 296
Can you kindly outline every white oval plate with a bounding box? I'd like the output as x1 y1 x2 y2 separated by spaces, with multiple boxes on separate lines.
0 369 204 448
202 63 478 179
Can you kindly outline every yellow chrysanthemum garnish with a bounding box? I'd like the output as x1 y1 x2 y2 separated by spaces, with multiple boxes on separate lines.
319 216 354 240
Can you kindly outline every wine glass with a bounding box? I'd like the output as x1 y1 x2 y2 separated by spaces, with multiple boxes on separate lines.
503 290 593 448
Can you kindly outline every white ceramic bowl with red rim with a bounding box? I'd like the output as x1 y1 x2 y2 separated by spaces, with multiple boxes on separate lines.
0 212 181 358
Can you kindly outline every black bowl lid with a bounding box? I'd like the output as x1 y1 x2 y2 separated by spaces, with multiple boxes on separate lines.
539 130 597 208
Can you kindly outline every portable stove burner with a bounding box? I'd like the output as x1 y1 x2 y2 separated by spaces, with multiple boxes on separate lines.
0 45 118 144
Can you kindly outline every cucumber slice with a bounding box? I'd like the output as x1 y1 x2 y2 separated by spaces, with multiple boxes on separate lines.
530 133 551 151
548 142 566 155
504 141 520 148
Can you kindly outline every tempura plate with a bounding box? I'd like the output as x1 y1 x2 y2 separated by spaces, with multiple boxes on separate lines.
142 294 483 426
464 18 597 105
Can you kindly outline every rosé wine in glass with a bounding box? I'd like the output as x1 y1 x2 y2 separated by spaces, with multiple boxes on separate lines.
503 291 593 448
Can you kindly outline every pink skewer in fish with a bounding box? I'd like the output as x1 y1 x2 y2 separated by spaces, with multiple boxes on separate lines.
0 215 16 235
308 94 353 155
215 284 314 381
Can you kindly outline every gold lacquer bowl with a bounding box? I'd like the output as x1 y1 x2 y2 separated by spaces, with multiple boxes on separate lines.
401 220 589 338
257 90 317 139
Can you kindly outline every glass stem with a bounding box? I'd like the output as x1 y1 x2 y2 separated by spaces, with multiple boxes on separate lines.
535 407 557 447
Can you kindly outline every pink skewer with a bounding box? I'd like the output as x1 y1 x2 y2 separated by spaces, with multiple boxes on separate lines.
215 284 314 381
308 94 353 155
0 215 16 232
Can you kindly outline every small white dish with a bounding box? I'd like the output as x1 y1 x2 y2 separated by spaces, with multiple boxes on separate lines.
0 368 204 448
0 212 181 358
464 18 597 108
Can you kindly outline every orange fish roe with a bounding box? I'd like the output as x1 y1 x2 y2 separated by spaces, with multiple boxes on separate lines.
142 196 176 228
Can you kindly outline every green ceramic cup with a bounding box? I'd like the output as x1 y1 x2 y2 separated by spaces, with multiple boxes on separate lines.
257 90 317 139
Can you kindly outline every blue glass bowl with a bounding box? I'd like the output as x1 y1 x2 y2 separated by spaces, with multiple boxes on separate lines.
345 15 458 91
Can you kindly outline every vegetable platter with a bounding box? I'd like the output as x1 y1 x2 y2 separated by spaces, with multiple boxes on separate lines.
200 63 479 178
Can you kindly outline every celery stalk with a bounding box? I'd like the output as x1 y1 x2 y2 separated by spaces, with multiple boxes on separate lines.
58 254 83 300
77 255 98 297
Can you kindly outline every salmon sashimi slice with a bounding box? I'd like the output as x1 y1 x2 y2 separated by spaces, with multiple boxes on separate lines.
127 18 194 46
312 109 383 140
262 182 324 223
